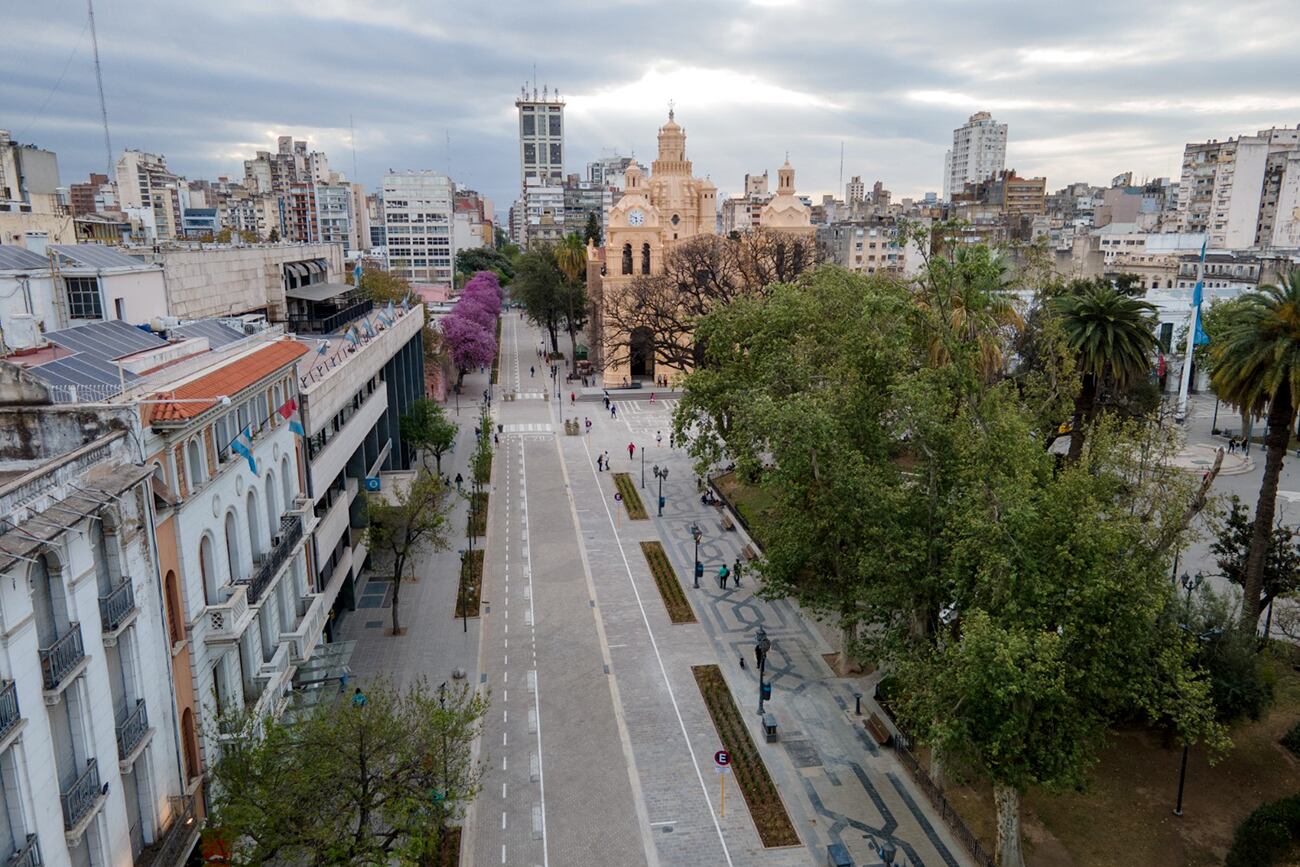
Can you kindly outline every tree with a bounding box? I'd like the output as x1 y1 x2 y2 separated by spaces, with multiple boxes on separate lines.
1049 281 1158 461
604 230 818 373
1209 268 1300 625
914 244 1023 385
1211 495 1300 614
364 470 452 635
513 245 565 353
401 399 457 474
583 211 602 246
554 234 589 369
215 227 233 244
441 313 495 384
207 677 486 866
351 266 412 305
267 227 280 242
456 247 515 285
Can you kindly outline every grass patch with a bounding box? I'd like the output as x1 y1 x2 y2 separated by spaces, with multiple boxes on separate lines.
713 471 777 542
640 541 695 624
944 645 1300 867
455 550 483 618
467 491 488 537
612 473 647 520
691 665 799 848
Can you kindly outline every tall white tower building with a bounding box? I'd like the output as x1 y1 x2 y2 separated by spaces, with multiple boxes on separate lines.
943 111 1007 200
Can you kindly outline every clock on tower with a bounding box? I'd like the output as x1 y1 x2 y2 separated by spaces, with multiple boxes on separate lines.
628 209 646 227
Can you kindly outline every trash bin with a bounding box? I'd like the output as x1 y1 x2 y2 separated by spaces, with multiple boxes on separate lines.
762 713 778 742
826 843 853 867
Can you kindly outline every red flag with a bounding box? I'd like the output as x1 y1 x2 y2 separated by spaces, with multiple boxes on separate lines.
277 397 298 420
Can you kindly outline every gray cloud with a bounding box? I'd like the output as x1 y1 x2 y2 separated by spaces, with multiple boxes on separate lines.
3 0 1298 214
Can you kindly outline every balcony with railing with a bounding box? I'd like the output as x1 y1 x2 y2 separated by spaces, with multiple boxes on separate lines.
60 758 102 831
135 795 198 867
39 624 86 694
202 584 252 645
116 699 149 766
286 298 373 336
98 580 136 637
0 680 20 743
243 514 303 604
5 834 41 867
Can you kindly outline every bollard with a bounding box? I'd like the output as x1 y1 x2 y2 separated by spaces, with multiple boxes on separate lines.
854 692 863 716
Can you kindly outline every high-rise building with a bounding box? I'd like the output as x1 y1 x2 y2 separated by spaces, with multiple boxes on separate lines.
943 111 1007 201
69 172 111 217
586 154 643 190
516 86 565 188
0 130 61 208
1177 126 1300 249
846 175 865 205
382 170 454 285
115 150 186 242
721 171 772 234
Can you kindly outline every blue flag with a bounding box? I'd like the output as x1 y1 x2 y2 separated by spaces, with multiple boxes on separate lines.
230 426 257 474
345 326 359 347
353 261 363 286
1191 238 1208 308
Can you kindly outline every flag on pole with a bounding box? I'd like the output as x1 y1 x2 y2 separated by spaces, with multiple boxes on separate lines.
277 398 306 437
353 261 363 287
345 326 359 347
1191 238 1208 308
362 319 375 339
230 426 257 474
316 339 328 356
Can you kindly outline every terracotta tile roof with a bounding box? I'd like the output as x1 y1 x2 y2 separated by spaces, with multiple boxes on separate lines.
144 339 309 425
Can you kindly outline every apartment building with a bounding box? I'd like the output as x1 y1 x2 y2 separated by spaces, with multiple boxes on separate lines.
816 216 927 277
0 376 188 866
115 151 186 243
943 111 1007 201
382 171 454 285
721 172 773 235
1177 126 1300 249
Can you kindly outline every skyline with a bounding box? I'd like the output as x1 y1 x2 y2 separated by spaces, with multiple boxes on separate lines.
4 0 1300 212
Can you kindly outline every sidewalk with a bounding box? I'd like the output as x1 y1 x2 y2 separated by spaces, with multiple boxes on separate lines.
337 362 494 694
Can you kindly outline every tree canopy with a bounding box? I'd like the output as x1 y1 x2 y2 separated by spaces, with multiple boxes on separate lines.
400 399 458 474
364 469 452 635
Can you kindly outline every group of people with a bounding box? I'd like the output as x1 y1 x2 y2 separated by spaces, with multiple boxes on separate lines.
717 559 743 589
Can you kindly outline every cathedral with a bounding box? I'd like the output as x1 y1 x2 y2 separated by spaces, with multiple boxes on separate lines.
588 109 810 386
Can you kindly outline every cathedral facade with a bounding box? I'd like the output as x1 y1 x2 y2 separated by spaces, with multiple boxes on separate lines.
590 110 717 386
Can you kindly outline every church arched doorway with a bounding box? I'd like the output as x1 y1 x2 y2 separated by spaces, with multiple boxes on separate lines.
629 327 655 380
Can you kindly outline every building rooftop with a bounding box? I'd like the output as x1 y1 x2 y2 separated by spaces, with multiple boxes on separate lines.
49 244 152 270
144 338 309 424
0 246 49 271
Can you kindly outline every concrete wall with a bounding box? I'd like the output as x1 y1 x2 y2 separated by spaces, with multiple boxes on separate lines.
155 244 344 320
104 269 168 325
0 211 75 248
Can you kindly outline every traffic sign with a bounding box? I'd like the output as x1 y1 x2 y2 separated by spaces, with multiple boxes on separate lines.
714 750 730 767
364 476 381 492
614 492 623 502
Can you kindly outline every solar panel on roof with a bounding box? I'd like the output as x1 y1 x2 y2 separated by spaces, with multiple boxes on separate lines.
0 246 49 271
49 245 149 270
48 320 165 360
172 319 244 349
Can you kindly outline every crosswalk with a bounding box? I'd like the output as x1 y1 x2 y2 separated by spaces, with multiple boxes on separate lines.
502 423 555 434
611 399 678 434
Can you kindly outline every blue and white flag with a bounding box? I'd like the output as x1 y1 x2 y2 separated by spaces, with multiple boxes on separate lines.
345 326 359 347
316 339 328 356
353 261 363 286
229 426 257 474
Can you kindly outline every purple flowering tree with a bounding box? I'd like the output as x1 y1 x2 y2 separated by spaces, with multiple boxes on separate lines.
441 312 496 384
455 294 497 330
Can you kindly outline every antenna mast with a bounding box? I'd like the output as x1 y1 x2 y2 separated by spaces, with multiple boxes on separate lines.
87 0 112 176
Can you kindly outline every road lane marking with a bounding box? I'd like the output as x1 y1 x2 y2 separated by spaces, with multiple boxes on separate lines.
520 441 549 866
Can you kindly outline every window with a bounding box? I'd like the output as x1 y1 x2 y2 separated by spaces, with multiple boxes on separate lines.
186 438 206 486
549 143 561 165
66 276 103 319
548 115 561 136
524 144 536 165
522 116 535 136
622 243 633 275
641 243 651 275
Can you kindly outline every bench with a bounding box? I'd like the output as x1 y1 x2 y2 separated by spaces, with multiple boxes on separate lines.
720 512 735 531
741 544 757 562
865 713 892 746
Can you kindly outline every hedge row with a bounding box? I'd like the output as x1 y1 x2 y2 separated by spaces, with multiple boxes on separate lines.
691 665 799 847
640 541 695 624
467 491 488 537
613 473 647 520
1226 793 1300 867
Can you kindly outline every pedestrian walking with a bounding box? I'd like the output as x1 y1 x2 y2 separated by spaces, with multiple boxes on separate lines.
570 391 576 405
585 417 592 435
530 365 535 378
650 392 656 405
603 395 610 410
733 558 742 587
656 430 663 447
611 404 617 419
628 442 636 460
602 450 609 470
494 433 499 445
596 453 604 471
718 563 730 590
454 473 463 491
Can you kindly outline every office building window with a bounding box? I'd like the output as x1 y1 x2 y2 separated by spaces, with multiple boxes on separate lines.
522 116 535 136
550 143 562 165
524 144 536 165
66 276 102 319
549 115 561 136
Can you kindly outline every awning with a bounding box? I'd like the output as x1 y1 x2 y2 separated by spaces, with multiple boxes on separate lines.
305 258 328 276
285 263 309 279
285 282 355 302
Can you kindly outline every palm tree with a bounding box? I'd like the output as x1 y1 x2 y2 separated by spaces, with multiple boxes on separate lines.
1209 268 1300 626
1050 281 1158 462
917 246 1023 384
554 233 588 372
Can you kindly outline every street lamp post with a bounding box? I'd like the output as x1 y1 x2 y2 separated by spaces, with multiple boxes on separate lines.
1180 571 1204 603
653 465 669 516
1173 741 1190 817
641 447 645 489
690 522 702 588
458 549 468 634
867 836 903 866
755 628 772 716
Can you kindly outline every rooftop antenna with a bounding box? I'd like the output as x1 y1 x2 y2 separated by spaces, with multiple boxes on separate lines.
87 0 112 176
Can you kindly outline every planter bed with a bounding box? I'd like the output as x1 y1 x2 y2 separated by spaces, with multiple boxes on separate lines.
640 541 696 624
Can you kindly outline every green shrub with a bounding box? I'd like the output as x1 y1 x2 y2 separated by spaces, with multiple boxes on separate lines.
1282 721 1300 757
612 473 647 520
1225 794 1300 867
640 541 695 624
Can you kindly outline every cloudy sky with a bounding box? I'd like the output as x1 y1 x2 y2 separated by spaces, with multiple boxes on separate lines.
5 0 1299 215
